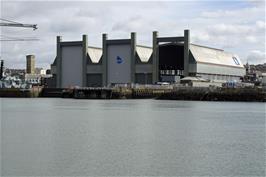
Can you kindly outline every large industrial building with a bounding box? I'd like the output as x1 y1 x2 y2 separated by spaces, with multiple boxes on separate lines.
51 30 245 88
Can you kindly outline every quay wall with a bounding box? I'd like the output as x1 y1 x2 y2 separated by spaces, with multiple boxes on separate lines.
0 88 31 97
1 87 265 102
157 87 266 102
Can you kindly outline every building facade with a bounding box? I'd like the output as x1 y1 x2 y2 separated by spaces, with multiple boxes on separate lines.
51 30 245 88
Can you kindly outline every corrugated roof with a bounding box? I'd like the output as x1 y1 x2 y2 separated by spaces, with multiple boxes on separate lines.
88 46 102 63
190 44 243 68
136 45 152 62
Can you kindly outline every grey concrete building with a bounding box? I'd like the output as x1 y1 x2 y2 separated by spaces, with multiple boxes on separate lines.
51 30 245 88
103 32 153 86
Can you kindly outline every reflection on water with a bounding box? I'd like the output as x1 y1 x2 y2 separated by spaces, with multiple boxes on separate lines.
1 98 265 176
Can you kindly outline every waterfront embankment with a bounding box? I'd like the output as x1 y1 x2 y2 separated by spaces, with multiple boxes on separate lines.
157 87 266 102
40 87 266 102
0 87 41 98
1 86 265 102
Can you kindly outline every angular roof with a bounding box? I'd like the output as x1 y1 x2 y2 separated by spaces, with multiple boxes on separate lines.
190 44 243 68
136 45 152 62
51 57 57 66
88 46 102 63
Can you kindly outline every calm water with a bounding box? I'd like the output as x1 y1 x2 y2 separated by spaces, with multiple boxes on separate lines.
1 98 265 176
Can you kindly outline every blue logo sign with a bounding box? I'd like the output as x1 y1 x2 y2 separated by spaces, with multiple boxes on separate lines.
116 56 123 64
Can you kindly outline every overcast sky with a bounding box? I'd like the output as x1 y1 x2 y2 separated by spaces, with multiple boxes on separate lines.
0 0 265 69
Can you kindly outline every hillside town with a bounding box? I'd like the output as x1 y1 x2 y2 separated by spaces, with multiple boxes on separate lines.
0 56 52 89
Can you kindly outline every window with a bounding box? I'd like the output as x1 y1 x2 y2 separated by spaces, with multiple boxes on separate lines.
232 57 240 65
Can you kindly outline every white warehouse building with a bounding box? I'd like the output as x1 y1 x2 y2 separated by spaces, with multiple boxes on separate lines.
189 44 245 81
50 30 245 88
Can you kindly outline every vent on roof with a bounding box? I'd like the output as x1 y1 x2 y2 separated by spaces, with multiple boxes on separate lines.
232 57 240 65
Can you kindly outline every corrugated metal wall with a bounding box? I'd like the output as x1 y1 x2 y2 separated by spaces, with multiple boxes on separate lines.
61 46 83 87
107 44 131 84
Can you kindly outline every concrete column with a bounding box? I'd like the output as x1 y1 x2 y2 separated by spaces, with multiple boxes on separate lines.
152 31 159 83
56 36 62 88
131 32 136 84
102 33 108 87
184 29 190 77
82 35 88 87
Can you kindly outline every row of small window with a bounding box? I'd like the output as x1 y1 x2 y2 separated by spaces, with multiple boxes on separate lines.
26 79 40 82
198 74 240 81
160 70 183 75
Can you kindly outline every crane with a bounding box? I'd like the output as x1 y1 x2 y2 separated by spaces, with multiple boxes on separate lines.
0 18 38 72
0 18 38 41
0 18 37 30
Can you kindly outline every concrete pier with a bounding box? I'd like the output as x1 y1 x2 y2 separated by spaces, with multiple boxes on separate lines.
73 87 112 99
31 86 266 102
157 87 266 102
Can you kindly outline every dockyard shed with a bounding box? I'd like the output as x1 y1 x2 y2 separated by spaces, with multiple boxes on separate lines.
51 30 245 88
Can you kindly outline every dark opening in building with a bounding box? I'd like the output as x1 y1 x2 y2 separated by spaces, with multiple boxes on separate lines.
159 43 184 82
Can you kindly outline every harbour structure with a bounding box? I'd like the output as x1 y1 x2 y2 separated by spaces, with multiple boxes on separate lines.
50 30 245 88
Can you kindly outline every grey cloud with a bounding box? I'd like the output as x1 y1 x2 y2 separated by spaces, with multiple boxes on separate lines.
246 0 265 7
1 1 265 69
111 15 143 32
247 50 266 64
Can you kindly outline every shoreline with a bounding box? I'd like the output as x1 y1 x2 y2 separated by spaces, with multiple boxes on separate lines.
1 87 265 102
